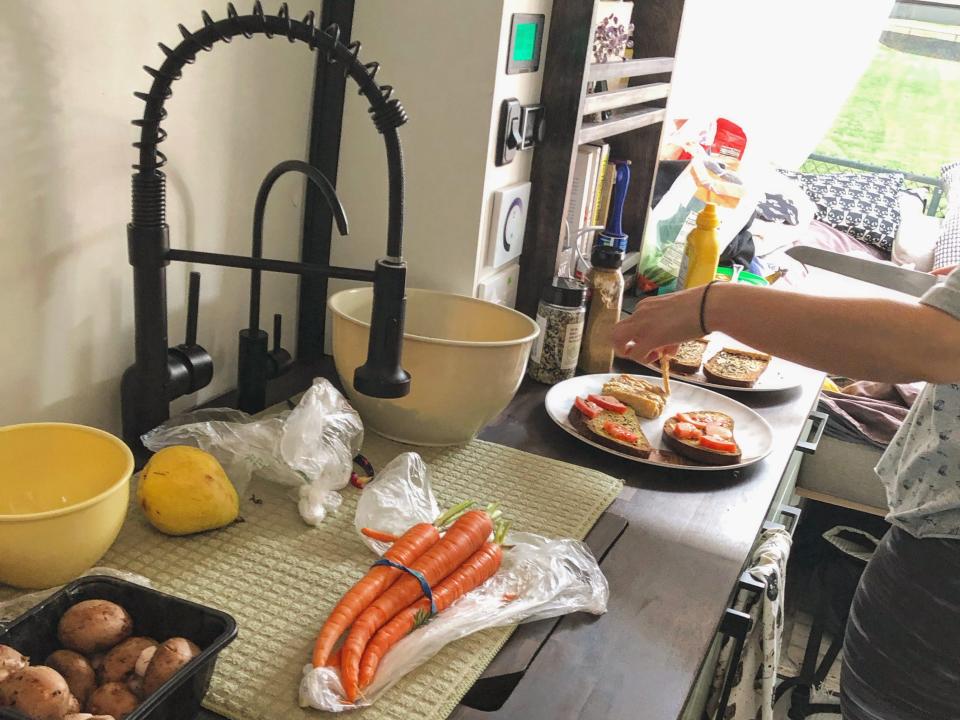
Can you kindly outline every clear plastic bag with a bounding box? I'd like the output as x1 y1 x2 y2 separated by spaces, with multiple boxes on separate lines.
142 378 362 527
0 568 151 626
354 453 440 556
299 452 609 711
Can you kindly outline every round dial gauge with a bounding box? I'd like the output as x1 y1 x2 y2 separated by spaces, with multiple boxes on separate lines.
503 197 524 252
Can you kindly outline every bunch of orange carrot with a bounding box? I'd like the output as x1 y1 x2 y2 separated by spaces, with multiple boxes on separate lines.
312 501 510 703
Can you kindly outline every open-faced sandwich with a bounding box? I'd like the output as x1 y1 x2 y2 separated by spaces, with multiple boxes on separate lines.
601 374 667 418
662 411 742 465
569 394 653 458
702 348 771 388
658 339 709 375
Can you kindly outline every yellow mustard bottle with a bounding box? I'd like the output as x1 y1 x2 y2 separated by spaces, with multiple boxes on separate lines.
677 202 721 290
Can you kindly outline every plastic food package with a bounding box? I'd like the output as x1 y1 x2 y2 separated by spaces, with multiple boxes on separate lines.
0 567 152 626
661 117 747 168
639 120 763 289
142 378 363 526
299 452 610 712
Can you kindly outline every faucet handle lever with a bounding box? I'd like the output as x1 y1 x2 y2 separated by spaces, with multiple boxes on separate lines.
272 313 282 353
185 271 201 346
267 312 294 379
167 270 213 399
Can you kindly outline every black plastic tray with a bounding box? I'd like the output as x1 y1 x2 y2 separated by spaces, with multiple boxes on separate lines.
0 575 237 720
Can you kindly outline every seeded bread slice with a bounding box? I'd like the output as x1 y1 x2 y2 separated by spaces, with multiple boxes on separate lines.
661 339 709 374
601 375 667 419
569 404 652 458
661 411 741 465
702 348 771 388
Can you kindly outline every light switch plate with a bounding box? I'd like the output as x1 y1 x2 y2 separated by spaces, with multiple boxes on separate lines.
488 181 531 270
477 263 521 307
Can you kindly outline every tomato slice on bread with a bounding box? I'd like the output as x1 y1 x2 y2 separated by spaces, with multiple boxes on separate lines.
574 396 603 419
672 422 703 441
589 394 629 414
704 424 733 440
699 435 738 453
676 412 708 429
603 421 639 444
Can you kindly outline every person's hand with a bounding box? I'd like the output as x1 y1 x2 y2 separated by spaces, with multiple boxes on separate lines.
932 265 957 277
612 286 706 364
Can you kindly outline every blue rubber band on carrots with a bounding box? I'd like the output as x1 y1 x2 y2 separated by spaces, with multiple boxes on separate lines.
372 558 437 615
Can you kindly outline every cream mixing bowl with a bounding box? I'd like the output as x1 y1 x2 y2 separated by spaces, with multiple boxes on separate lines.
329 288 539 445
0 423 133 589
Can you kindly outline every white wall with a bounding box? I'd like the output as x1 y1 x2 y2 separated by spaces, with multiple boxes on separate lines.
0 0 321 434
476 0 553 292
331 0 552 301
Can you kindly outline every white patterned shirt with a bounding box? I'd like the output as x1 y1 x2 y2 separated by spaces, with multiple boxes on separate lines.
876 267 960 539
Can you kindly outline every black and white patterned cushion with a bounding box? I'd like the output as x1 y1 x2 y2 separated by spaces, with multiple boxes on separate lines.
934 161 960 269
756 192 800 225
781 171 903 253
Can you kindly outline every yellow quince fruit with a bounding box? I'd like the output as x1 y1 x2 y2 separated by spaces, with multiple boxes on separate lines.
138 446 239 536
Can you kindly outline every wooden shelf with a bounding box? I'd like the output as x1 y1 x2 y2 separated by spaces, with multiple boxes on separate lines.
587 56 674 82
579 107 665 144
582 82 670 115
516 1 686 317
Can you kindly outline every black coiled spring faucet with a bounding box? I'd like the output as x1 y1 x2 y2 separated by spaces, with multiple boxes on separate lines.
120 2 411 449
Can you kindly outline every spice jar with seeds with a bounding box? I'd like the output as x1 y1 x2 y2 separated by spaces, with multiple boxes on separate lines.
528 278 587 384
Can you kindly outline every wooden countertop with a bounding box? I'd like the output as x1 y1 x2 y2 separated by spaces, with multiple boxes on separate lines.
450 365 824 720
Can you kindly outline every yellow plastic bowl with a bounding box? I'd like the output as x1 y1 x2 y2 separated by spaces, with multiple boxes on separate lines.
330 288 539 446
0 423 133 589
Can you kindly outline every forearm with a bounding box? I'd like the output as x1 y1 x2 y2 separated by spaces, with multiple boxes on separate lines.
706 283 960 384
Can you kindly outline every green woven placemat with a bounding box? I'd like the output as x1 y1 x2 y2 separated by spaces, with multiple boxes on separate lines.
1 436 621 720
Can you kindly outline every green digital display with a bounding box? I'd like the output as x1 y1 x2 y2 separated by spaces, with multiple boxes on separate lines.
512 22 537 62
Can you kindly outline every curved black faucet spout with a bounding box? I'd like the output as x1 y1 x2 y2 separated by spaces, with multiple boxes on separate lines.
249 159 348 332
237 160 348 414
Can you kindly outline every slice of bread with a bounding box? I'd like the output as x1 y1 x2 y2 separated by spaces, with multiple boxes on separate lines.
570 404 652 458
702 348 771 388
601 375 667 419
658 339 709 375
661 411 741 465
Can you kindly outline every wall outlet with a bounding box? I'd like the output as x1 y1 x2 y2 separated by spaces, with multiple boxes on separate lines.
487 181 531 270
477 262 521 307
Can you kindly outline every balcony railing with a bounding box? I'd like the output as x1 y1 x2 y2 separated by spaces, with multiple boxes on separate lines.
799 153 944 217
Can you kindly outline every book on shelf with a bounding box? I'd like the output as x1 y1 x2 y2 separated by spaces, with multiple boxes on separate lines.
566 146 596 239
566 142 608 264
594 158 617 231
590 142 611 229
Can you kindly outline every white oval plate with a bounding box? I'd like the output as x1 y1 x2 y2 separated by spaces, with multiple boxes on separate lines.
635 332 806 393
545 373 774 471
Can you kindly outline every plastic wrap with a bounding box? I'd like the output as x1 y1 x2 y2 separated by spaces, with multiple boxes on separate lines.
299 452 609 711
0 567 151 627
142 378 362 526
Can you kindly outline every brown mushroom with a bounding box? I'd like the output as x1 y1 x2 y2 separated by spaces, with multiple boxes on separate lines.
100 638 157 684
0 644 29 684
87 682 138 720
0 666 73 720
141 638 199 697
45 650 96 706
57 600 133 655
